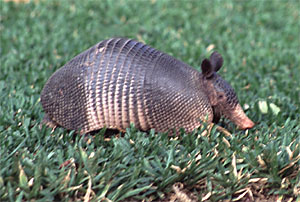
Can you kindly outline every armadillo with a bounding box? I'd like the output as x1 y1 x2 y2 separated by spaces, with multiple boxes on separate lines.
41 38 255 134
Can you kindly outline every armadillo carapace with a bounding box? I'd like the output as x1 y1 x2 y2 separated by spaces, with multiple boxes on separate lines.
41 38 254 134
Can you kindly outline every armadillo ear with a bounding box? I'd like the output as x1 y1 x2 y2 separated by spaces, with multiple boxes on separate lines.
201 58 214 78
210 52 223 72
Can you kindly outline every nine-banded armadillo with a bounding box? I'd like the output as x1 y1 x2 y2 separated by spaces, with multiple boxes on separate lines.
41 38 255 134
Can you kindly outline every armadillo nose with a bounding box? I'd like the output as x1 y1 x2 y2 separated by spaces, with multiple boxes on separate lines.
230 104 255 130
238 117 255 130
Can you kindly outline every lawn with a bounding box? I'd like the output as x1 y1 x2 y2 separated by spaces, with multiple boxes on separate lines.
0 0 299 201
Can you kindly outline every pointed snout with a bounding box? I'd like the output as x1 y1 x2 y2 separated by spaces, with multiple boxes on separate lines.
229 104 255 130
237 116 255 130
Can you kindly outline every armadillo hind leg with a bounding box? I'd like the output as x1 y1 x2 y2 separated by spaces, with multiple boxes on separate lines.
41 114 58 131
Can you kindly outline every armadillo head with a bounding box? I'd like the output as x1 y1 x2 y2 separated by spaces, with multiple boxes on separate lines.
201 52 255 130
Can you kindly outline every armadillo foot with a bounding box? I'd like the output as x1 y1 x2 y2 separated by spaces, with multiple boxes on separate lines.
41 114 58 132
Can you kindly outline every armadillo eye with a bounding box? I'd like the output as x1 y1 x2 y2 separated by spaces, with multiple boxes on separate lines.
218 94 224 99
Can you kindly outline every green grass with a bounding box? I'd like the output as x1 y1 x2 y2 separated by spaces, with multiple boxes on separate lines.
1 0 299 201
